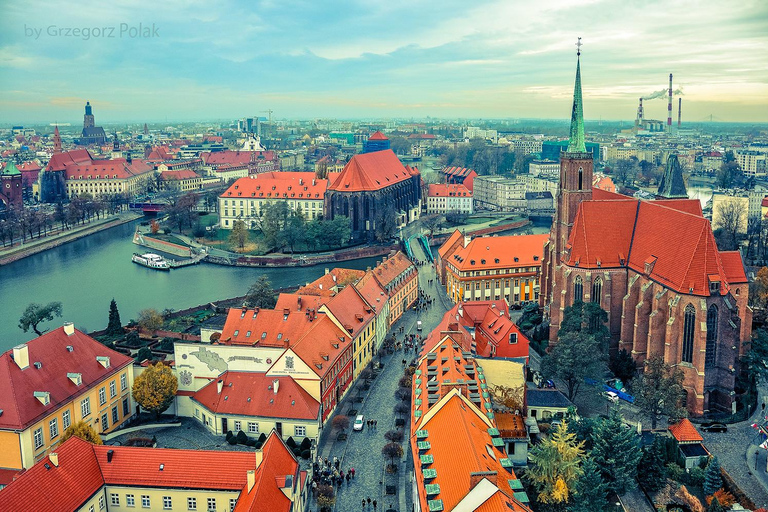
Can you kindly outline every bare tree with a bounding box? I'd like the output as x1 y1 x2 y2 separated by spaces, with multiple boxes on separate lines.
714 198 746 251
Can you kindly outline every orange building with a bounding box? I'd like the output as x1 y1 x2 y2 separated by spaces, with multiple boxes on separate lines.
444 234 548 305
0 324 134 477
370 251 418 326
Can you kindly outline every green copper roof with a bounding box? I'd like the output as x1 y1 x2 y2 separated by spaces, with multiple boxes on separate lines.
567 55 587 154
1 161 21 176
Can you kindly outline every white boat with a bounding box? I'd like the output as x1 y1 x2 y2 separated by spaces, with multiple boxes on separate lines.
132 253 171 270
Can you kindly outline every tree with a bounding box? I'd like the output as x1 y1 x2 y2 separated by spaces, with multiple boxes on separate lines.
331 415 350 434
422 214 443 236
384 429 404 443
610 348 637 386
381 441 404 469
18 301 63 336
630 356 687 429
132 362 178 419
244 275 277 309
589 411 642 494
374 202 399 242
749 266 768 309
107 299 123 335
674 485 704 512
283 207 306 253
150 219 160 234
707 496 724 512
60 420 103 445
714 197 746 251
637 436 667 492
571 457 608 512
137 308 164 333
558 301 610 348
228 219 249 250
743 328 768 384
489 384 524 413
316 484 336 512
526 421 585 505
541 331 604 401
703 456 723 497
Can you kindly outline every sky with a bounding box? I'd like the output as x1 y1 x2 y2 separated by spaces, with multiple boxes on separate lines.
1 0 767 124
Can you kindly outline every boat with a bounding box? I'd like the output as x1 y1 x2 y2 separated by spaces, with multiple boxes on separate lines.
132 253 171 270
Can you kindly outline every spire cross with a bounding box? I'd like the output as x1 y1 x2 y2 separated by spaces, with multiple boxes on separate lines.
576 37 582 56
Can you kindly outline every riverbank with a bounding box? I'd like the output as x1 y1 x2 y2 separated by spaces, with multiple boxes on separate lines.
0 211 144 266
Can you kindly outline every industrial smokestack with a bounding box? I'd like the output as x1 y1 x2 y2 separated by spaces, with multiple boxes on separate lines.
667 73 673 131
678 98 682 128
636 98 644 128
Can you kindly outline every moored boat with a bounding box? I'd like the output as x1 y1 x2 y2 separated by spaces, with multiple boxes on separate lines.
132 253 171 270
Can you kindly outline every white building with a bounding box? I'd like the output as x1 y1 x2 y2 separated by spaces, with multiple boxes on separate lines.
426 183 474 214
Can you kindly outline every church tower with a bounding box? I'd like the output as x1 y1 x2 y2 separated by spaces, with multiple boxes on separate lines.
540 39 594 310
53 126 62 154
111 132 123 159
552 40 593 263
84 101 95 129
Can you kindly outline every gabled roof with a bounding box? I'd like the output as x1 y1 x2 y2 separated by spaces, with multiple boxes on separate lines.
296 267 365 296
428 183 472 198
450 234 548 272
438 229 465 260
668 418 703 443
368 131 388 140
160 169 199 181
233 432 299 512
526 389 573 408
353 270 389 310
321 285 376 338
221 173 330 201
371 251 416 289
329 150 416 192
63 158 153 180
45 149 93 172
0 326 133 430
192 371 319 421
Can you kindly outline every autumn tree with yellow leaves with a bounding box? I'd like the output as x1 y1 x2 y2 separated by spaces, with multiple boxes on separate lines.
132 362 178 419
526 421 585 505
60 420 103 445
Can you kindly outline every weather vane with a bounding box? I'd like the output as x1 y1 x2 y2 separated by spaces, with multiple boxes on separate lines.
576 37 582 56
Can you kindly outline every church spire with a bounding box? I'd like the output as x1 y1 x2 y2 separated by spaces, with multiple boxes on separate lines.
567 37 587 154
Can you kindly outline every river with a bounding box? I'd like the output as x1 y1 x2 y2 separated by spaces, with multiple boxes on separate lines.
0 219 382 351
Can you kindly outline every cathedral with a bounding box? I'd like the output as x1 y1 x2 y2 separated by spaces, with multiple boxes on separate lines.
540 48 751 416
78 101 106 145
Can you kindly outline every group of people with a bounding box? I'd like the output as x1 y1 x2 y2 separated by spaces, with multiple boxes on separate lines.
361 497 378 510
413 290 434 312
311 456 355 493
366 419 378 429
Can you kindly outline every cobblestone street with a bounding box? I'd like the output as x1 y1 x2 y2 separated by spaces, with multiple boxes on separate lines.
312 238 451 512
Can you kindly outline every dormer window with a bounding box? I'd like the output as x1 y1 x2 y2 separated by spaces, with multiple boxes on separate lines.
709 278 721 295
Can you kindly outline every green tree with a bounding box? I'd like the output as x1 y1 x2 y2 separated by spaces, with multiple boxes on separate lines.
60 420 103 445
18 301 63 336
228 219 249 250
743 328 768 385
541 330 604 401
637 436 668 492
526 422 585 505
703 456 723 497
571 457 608 512
630 356 687 429
558 301 610 349
707 496 724 512
590 411 642 494
137 308 164 333
610 348 637 385
244 275 277 309
132 362 178 419
107 299 123 335
283 207 306 253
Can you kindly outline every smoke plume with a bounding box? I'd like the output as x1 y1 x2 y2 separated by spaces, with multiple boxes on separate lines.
642 87 684 100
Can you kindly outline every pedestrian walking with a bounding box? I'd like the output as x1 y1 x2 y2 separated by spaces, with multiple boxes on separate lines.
362 499 366 509
373 500 377 510
367 497 372 506
346 472 351 484
350 467 356 478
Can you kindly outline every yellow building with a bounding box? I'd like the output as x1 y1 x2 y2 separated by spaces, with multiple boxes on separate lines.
159 168 203 192
0 324 134 475
0 433 307 512
445 234 548 305
370 251 418 327
64 158 154 198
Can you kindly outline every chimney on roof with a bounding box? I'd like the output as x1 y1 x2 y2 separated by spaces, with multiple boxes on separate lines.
273 379 280 394
463 235 471 248
12 344 29 370
255 448 264 468
469 471 498 490
107 450 114 463
332 274 337 283
217 379 224 394
63 322 75 336
247 469 256 492
325 268 330 275
49 452 59 467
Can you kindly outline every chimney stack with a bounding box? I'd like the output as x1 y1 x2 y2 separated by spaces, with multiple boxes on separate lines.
63 322 75 336
107 450 114 463
469 471 498 490
12 344 29 370
678 98 682 128
667 73 673 131
273 379 280 394
255 449 264 468
217 379 224 394
463 234 471 248
49 452 59 467
247 469 256 492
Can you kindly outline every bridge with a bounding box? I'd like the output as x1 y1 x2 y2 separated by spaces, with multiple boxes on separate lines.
128 202 167 214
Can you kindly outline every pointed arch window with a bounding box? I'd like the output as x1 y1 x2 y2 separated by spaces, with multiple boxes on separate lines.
682 304 695 364
578 167 583 190
574 275 583 303
591 277 602 305
705 306 718 369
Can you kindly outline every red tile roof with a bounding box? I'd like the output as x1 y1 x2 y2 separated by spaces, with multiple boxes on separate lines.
0 326 133 430
668 418 703 443
428 183 472 197
45 149 93 172
64 158 153 180
329 150 416 192
719 251 748 284
353 271 389 311
160 169 199 181
295 267 365 296
450 234 548 272
221 172 330 200
233 433 299 512
321 285 375 338
368 131 388 140
372 251 416 289
191 371 319 421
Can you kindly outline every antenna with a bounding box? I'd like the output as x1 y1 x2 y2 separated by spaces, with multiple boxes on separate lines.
575 37 582 56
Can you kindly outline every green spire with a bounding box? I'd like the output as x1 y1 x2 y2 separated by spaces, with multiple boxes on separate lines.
1 161 21 176
567 47 587 154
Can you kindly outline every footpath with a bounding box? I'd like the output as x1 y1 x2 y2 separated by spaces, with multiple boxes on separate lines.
0 211 142 265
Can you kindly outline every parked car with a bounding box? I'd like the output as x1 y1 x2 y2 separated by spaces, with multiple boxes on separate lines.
700 422 727 433
602 391 619 403
353 415 365 431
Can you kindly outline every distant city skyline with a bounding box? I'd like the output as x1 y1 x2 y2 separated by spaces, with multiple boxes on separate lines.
1 0 767 124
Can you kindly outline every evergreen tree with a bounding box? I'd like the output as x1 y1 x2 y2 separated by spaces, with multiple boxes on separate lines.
107 299 122 335
703 456 723 497
637 436 668 492
590 411 642 494
571 457 608 512
707 496 724 512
